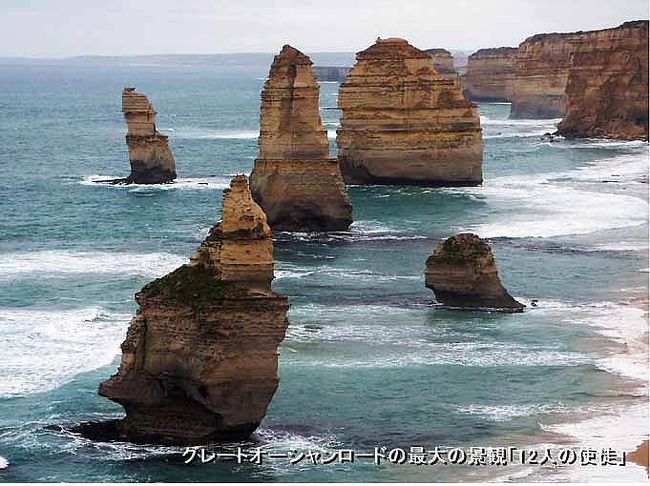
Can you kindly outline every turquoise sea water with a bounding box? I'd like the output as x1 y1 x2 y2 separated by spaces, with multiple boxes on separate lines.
0 61 648 482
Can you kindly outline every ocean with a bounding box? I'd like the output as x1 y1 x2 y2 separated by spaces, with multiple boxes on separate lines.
0 59 647 482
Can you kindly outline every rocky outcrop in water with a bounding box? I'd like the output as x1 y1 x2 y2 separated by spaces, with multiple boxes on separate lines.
120 88 177 184
425 233 524 312
98 175 290 444
557 21 649 140
465 47 517 101
250 45 353 232
337 38 483 186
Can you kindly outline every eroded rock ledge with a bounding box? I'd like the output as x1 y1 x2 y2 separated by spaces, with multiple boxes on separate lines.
97 175 289 444
337 38 483 186
118 87 177 184
250 45 353 232
425 233 524 312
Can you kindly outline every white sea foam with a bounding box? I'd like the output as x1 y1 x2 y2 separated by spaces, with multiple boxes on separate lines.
81 175 231 190
539 402 649 482
0 250 186 280
0 306 129 397
456 403 571 422
172 128 258 140
0 456 7 469
480 116 561 139
457 151 649 238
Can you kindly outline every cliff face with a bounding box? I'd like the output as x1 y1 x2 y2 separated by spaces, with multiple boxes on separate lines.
337 38 483 186
465 47 518 101
250 45 353 232
425 233 524 312
121 88 177 184
557 21 649 140
99 176 290 444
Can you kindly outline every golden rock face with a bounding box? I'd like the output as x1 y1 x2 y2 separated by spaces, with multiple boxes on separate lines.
121 88 176 183
336 38 483 186
465 47 518 102
99 175 290 445
250 45 353 232
557 21 649 141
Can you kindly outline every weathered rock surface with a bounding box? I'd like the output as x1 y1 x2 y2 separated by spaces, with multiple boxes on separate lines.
250 45 353 232
337 38 483 186
425 233 524 312
120 88 177 184
424 48 456 74
557 21 649 140
465 47 518 101
99 175 290 444
510 31 581 119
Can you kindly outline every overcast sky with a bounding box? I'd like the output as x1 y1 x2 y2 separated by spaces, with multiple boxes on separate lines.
1 0 647 57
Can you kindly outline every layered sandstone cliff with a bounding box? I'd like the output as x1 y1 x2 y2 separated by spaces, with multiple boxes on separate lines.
425 233 524 312
337 38 483 186
99 175 290 444
250 45 353 231
510 31 581 119
465 47 517 101
120 88 177 184
557 21 649 140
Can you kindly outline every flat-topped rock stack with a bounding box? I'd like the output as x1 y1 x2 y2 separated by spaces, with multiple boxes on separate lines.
98 175 290 444
120 88 177 184
557 20 649 140
337 38 483 186
250 45 353 232
465 47 518 101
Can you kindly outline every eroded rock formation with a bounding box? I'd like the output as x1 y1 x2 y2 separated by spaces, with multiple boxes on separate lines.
120 87 177 184
465 47 517 101
425 233 524 312
557 21 649 140
250 45 353 231
510 31 581 119
312 65 351 82
337 38 483 186
424 48 456 75
99 175 290 444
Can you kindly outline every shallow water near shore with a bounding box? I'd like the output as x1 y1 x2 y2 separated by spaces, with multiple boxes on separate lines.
0 62 648 481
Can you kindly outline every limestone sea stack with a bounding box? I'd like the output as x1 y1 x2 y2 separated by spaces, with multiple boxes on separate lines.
557 21 649 141
465 48 518 102
99 175 290 444
425 233 524 312
250 45 353 232
121 87 176 184
337 38 483 186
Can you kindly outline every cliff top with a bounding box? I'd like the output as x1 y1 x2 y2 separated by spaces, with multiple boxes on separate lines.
523 20 649 45
357 37 431 60
469 47 518 59
424 48 452 55
220 175 271 237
